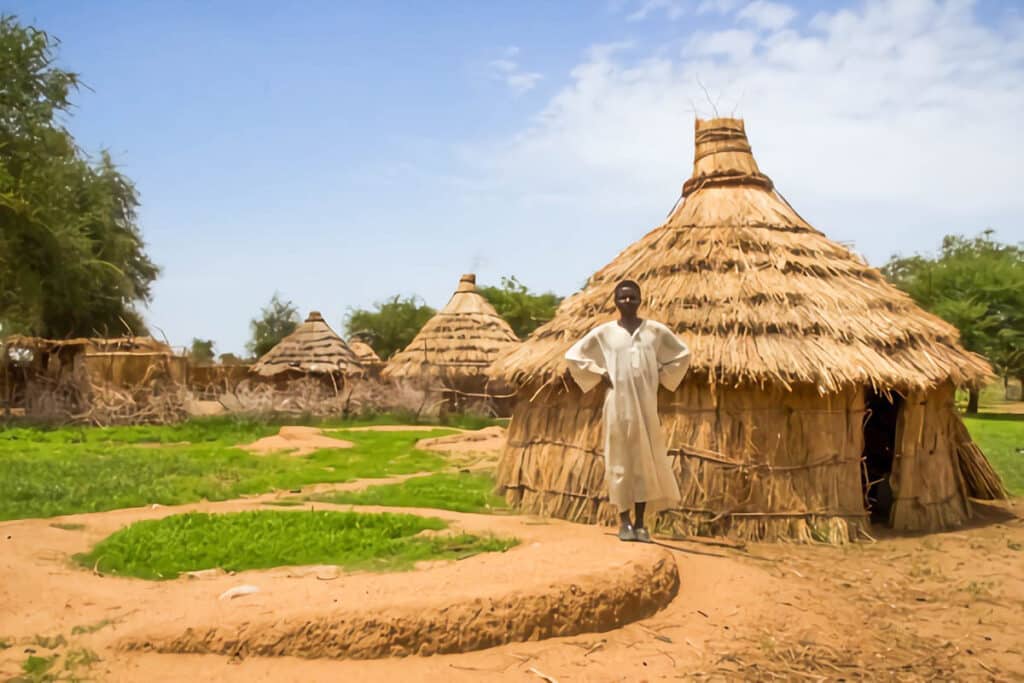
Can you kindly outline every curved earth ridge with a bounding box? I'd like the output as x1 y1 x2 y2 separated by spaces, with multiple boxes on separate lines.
121 550 679 660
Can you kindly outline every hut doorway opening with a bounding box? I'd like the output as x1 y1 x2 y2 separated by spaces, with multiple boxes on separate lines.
862 390 902 523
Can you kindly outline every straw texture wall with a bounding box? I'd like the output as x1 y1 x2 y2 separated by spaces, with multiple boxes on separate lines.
382 274 519 392
491 117 1003 542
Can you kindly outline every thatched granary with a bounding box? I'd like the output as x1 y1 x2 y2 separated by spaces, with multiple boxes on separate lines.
349 339 384 375
490 117 1005 543
251 311 363 383
382 274 519 408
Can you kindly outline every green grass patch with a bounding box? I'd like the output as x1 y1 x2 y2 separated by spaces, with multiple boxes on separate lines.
21 654 57 677
0 424 453 521
70 619 113 636
74 510 517 580
313 472 508 513
964 413 1024 497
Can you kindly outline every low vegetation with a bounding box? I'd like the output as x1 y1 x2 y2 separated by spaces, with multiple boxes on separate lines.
311 471 507 513
75 510 517 579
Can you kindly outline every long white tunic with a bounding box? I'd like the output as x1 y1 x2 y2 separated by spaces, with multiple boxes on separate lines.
564 320 690 513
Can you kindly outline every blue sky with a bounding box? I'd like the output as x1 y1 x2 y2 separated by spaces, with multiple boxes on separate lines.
7 0 1024 354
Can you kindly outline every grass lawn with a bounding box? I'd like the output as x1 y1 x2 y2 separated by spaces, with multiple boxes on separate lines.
964 413 1024 497
74 510 517 579
310 471 508 513
0 418 454 521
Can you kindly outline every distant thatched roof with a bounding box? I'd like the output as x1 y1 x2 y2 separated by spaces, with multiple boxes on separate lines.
251 311 363 378
348 340 382 366
3 335 173 356
490 117 992 393
382 274 519 383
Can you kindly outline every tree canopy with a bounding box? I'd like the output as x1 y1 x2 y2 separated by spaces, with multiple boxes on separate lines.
189 338 215 363
344 295 435 360
478 276 562 339
247 293 300 358
0 16 159 338
882 230 1023 406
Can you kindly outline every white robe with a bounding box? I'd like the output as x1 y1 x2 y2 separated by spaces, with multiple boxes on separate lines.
564 320 690 513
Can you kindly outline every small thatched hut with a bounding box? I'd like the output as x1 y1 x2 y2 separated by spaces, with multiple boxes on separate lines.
382 274 519 410
349 339 384 378
490 117 1005 543
250 311 363 385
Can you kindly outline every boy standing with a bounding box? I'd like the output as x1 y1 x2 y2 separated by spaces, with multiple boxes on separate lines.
564 280 690 542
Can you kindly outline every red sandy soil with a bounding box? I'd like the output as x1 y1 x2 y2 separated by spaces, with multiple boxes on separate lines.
239 426 354 456
1 426 1022 681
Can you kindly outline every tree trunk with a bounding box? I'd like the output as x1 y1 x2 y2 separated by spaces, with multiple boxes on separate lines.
1017 375 1024 401
966 388 980 415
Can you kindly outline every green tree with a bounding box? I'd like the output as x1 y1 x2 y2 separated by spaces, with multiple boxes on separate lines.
478 276 562 339
882 230 1023 413
0 16 159 338
345 295 435 360
189 338 215 363
247 293 299 358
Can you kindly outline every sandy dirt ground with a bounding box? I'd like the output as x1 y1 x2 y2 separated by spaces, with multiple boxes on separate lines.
2 426 1022 682
239 426 354 456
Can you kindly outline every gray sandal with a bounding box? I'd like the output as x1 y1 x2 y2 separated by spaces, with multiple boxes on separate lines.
634 527 653 543
618 523 637 542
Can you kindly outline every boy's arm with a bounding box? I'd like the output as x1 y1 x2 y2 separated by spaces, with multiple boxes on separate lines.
654 323 691 391
564 328 609 393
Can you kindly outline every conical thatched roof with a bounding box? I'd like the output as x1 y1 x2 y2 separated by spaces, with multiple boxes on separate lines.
491 118 992 394
251 311 363 378
382 274 519 383
348 339 382 366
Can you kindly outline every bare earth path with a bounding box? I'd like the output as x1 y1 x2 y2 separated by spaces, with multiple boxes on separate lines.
1 425 1021 681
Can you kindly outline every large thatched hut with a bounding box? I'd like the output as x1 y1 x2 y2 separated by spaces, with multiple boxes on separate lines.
251 311 363 385
490 117 1005 543
382 274 519 411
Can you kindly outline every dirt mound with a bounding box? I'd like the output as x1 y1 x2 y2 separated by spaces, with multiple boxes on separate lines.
239 426 353 456
416 426 506 455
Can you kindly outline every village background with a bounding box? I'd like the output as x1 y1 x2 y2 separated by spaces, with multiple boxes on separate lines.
1 2 1023 681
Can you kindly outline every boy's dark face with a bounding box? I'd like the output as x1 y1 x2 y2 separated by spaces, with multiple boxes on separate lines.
614 284 641 318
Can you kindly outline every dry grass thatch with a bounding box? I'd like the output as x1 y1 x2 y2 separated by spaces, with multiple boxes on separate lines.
491 117 1003 542
250 312 364 379
382 274 520 388
490 119 991 393
348 340 383 367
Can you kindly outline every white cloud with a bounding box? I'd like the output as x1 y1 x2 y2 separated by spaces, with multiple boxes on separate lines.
489 47 543 94
697 0 742 15
686 28 760 59
627 0 687 22
737 1 797 30
456 0 1024 280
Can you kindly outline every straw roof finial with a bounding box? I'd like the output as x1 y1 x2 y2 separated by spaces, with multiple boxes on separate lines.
682 117 773 197
457 273 477 293
306 311 324 322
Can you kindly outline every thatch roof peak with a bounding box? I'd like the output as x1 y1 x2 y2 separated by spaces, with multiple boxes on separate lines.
681 117 774 199
456 273 477 293
490 117 992 393
251 310 363 378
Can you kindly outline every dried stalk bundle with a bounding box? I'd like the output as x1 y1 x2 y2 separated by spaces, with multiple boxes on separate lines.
491 117 1003 542
232 377 436 419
